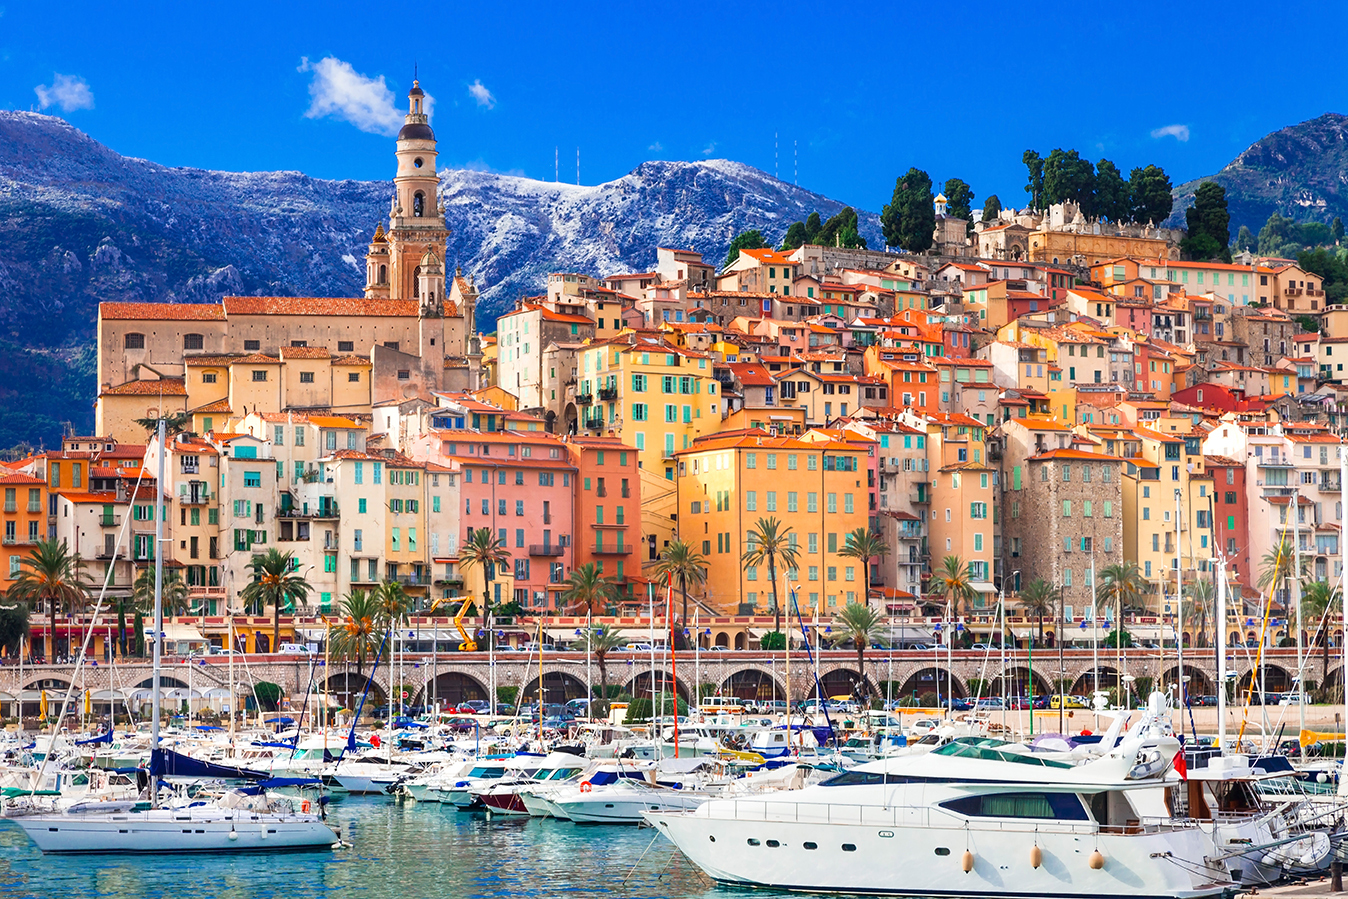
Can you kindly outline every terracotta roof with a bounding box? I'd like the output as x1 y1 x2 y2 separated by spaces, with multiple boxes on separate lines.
0 473 44 486
221 296 419 317
331 355 373 366
306 416 362 429
192 399 233 414
229 354 281 365
184 355 236 367
101 302 225 321
101 378 188 397
280 346 332 359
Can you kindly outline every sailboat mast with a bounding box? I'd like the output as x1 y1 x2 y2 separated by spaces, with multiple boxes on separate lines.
150 419 166 805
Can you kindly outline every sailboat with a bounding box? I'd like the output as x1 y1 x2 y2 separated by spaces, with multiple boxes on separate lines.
12 422 339 854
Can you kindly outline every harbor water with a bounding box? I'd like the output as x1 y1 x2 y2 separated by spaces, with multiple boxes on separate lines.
0 796 739 899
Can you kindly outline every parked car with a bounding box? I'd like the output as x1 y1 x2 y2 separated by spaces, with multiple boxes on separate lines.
940 698 972 711
1050 695 1088 709
905 643 930 651
1191 695 1218 707
973 697 1004 710
1006 696 1033 710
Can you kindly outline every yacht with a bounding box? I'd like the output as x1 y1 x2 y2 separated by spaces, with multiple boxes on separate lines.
647 700 1233 898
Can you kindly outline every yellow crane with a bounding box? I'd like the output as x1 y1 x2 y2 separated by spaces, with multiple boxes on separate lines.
429 595 477 652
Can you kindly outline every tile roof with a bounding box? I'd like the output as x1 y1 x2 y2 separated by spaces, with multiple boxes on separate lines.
184 355 237 367
0 472 44 486
192 399 233 414
101 302 225 321
101 378 188 397
222 296 420 317
280 346 332 359
306 416 362 429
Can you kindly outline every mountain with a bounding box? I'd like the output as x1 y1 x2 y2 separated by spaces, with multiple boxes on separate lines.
1170 112 1348 233
0 111 879 450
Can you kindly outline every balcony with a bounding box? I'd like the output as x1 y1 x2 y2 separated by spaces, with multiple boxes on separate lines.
1257 457 1293 468
99 515 122 528
576 393 594 406
1320 478 1342 493
598 387 618 402
2 503 13 513
529 544 565 557
1 535 14 545
277 502 339 518
95 546 128 560
581 416 605 431
910 492 930 504
392 573 430 586
181 492 212 505
592 545 632 555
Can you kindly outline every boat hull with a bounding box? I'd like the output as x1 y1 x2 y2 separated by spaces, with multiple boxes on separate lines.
647 810 1231 899
15 809 337 855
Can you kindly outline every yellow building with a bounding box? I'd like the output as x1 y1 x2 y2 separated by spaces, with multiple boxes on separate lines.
674 432 870 615
577 334 721 481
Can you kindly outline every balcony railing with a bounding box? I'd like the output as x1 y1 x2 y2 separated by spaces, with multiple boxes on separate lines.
181 493 212 505
1 535 15 545
2 503 14 513
592 545 632 555
598 387 618 401
581 416 605 430
392 573 430 586
99 515 122 528
910 492 930 504
529 544 565 557
576 393 594 406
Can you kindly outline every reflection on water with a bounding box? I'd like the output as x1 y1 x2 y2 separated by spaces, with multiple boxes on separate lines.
0 797 770 899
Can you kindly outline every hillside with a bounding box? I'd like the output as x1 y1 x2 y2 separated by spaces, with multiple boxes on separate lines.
0 111 879 449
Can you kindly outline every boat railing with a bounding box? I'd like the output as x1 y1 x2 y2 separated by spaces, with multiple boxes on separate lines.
702 799 1150 836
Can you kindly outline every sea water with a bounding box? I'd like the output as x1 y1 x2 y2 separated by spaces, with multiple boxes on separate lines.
0 796 759 899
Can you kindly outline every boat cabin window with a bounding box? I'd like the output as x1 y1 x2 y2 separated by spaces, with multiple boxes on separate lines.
933 739 1072 768
820 770 909 787
941 792 1088 820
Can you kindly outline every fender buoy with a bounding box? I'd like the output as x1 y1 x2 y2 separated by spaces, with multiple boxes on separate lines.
1030 846 1042 869
301 800 311 813
1089 849 1105 870
962 850 974 873
579 781 592 793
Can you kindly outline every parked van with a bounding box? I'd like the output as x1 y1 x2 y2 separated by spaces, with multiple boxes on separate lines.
278 643 317 655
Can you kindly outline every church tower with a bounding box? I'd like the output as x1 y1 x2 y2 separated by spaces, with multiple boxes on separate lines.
370 79 449 306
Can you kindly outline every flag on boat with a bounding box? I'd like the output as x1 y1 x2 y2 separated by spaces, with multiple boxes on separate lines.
84 689 91 716
1172 747 1187 780
38 690 47 718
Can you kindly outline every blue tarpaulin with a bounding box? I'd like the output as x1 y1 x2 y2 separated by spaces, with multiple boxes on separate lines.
75 730 113 746
149 748 267 781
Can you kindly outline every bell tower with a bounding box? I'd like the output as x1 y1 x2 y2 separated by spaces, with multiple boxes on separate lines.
383 79 449 304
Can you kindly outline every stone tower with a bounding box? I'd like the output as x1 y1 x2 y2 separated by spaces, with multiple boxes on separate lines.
366 79 449 304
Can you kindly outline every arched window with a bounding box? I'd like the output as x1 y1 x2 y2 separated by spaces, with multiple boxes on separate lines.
124 333 145 350
413 192 424 217
379 264 387 285
413 265 421 298
184 333 204 350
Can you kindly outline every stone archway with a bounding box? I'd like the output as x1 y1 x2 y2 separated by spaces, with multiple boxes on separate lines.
1236 664 1295 697
625 670 689 701
134 676 189 689
324 672 386 711
991 666 1051 699
719 668 781 703
1068 667 1121 696
418 671 487 707
563 403 578 436
521 671 587 704
714 632 729 648
898 667 967 701
819 667 867 700
1160 664 1215 700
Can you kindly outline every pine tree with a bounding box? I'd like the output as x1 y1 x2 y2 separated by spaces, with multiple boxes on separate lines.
981 195 1002 224
1128 165 1173 224
880 168 934 253
1181 182 1231 262
724 229 770 267
1022 150 1044 210
1094 159 1130 222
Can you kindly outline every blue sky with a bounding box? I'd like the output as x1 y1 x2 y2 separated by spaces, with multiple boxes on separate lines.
3 0 1346 214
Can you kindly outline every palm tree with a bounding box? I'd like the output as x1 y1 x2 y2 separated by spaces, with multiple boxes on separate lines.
741 517 801 637
839 528 890 590
132 567 193 617
1018 578 1061 647
134 411 192 436
926 555 974 629
1301 580 1341 683
10 539 91 660
569 625 627 712
1257 535 1305 623
1182 578 1214 648
1096 561 1146 644
327 589 382 675
830 601 885 698
372 580 412 633
561 563 617 615
459 528 510 629
654 540 707 624
238 549 312 652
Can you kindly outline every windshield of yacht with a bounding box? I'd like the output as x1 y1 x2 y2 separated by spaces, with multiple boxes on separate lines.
933 740 1072 768
467 766 507 778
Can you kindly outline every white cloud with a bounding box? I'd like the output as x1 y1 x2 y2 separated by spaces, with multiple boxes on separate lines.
34 73 94 113
1150 124 1190 142
701 141 717 156
298 56 402 136
648 141 663 152
467 79 495 109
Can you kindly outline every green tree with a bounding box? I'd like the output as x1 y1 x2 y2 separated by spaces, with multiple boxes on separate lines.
1128 165 1173 224
816 207 866 249
133 411 192 437
1234 224 1256 253
942 178 974 232
1333 217 1344 244
724 229 770 267
1301 580 1341 682
327 589 382 674
1018 578 1060 647
459 528 510 629
1022 150 1045 210
1257 534 1304 593
880 168 934 252
1042 149 1095 212
1299 247 1348 305
1257 212 1301 257
372 580 412 633
654 540 707 624
830 601 885 697
9 539 91 660
1182 577 1214 648
926 555 974 621
1093 159 1130 222
0 600 29 657
839 528 889 588
133 610 145 656
779 220 810 251
1096 561 1147 637
805 212 822 242
107 595 138 657
569 625 626 714
238 548 312 652
132 567 192 617
981 194 1002 224
741 517 801 636
1181 182 1232 262
560 562 617 615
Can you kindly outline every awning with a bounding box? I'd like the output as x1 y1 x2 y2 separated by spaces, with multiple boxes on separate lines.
296 628 327 641
158 624 207 643
970 583 997 594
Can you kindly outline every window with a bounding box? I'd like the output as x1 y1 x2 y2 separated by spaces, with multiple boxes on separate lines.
1062 500 1071 517
184 333 204 350
251 369 267 382
124 333 145 349
243 471 261 488
300 371 315 383
338 341 354 353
